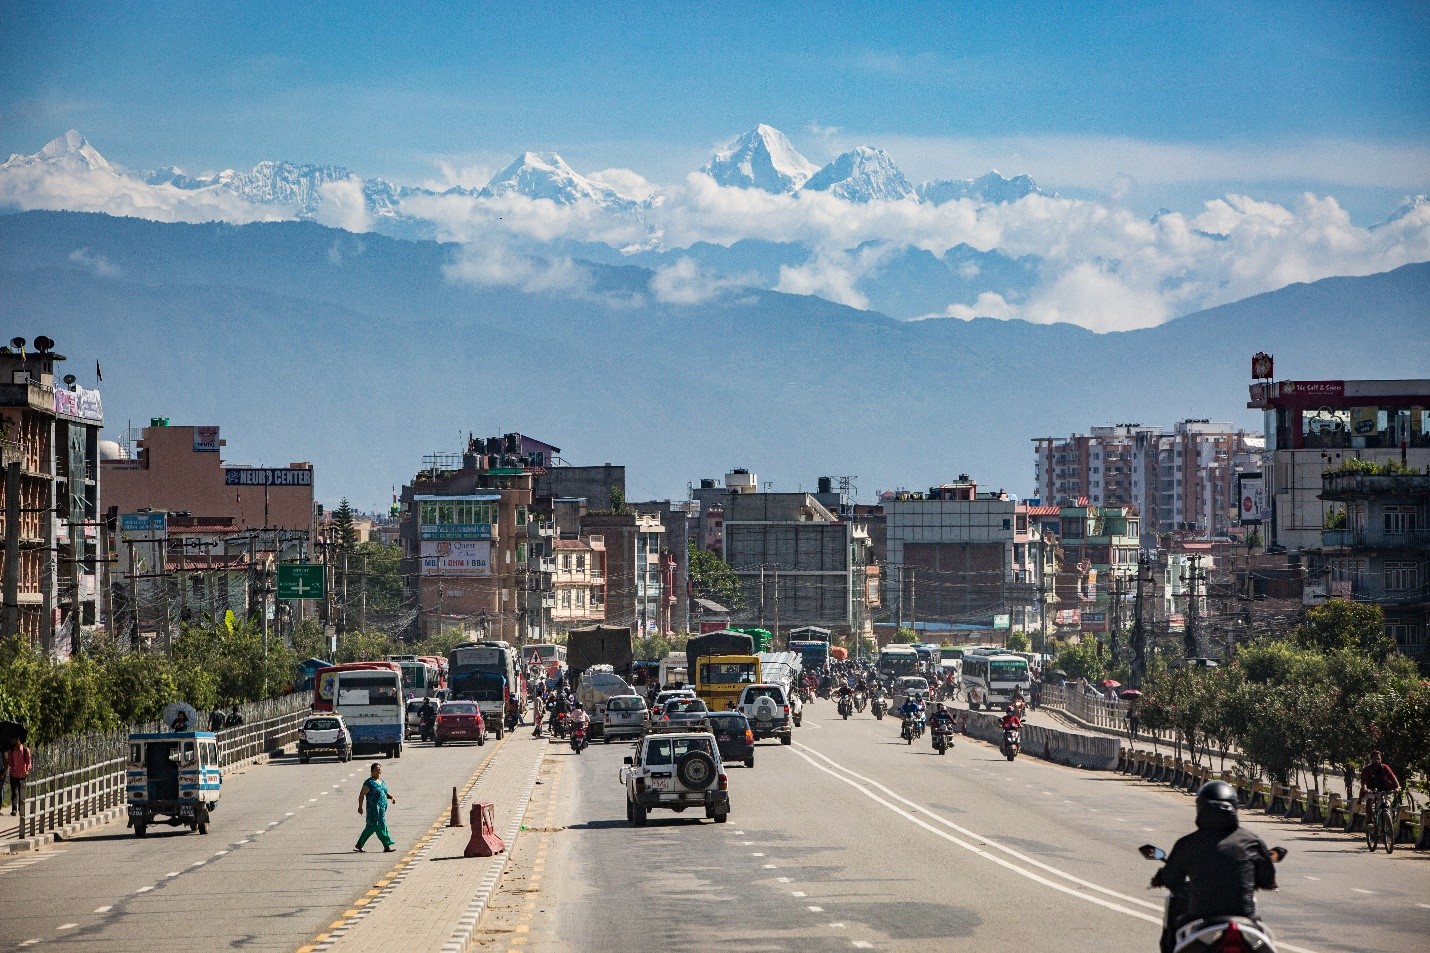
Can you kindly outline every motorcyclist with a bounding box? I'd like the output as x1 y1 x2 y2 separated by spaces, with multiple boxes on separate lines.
547 690 569 734
898 694 924 723
567 703 590 736
1151 780 1277 953
928 702 956 734
418 696 437 741
1000 706 1023 732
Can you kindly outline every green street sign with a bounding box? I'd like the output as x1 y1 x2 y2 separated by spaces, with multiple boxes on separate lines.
277 563 326 600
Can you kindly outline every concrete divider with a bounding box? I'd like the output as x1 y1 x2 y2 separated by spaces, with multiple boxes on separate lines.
1287 787 1306 820
962 710 1120 770
1249 781 1269 810
1417 809 1430 849
1326 794 1347 828
1268 783 1289 815
1345 798 1365 833
1394 807 1418 845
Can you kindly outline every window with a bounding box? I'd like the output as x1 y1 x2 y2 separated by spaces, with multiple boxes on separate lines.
1384 506 1418 534
1383 562 1416 592
516 543 526 564
561 590 572 609
576 590 585 608
561 554 572 571
576 554 586 571
515 506 527 526
1385 623 1424 647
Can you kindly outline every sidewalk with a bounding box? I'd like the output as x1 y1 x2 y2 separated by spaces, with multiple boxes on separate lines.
309 732 550 953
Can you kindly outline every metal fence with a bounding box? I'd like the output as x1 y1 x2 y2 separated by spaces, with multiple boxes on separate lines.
13 692 312 840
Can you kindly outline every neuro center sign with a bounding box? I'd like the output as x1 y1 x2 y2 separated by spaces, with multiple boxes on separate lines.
421 540 492 576
225 468 313 487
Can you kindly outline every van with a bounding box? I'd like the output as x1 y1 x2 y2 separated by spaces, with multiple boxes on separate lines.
576 666 634 738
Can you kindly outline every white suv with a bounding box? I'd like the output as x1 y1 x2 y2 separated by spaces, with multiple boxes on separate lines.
620 732 730 825
298 714 352 763
737 684 794 745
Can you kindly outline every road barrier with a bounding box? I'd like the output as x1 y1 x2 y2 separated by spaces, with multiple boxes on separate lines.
14 693 311 841
962 710 1119 770
463 802 505 857
1417 810 1430 849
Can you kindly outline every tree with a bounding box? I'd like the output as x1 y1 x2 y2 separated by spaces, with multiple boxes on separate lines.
689 548 744 609
1054 640 1104 682
1292 600 1395 661
891 627 917 644
1005 630 1030 653
332 499 358 553
608 485 627 514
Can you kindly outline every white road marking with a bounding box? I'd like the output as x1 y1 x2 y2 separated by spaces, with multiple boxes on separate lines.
268 821 279 826
1115 818 1127 822
742 841 754 845
254 831 265 836
1417 903 1430 909
136 886 153 893
734 830 745 834
751 852 764 857
19 940 39 947
214 850 228 856
852 942 873 950
777 876 791 883
791 891 806 897
235 840 249 845
1305 876 1320 881
166 871 180 877
191 861 206 867
808 906 825 912
763 864 778 869
285 812 295 816
830 922 846 928
57 923 77 930
93 906 111 914
793 742 1325 953
1142 827 1155 832
1351 888 1374 895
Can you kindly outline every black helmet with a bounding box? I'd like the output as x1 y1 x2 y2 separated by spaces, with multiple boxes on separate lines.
1195 780 1239 830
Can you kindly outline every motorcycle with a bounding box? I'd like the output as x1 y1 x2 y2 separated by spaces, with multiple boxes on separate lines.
1140 843 1286 953
551 711 568 739
1012 698 1028 719
570 724 588 754
932 724 954 755
1001 727 1021 761
418 711 435 744
901 713 925 744
505 703 521 733
871 696 887 720
838 696 853 720
854 691 867 714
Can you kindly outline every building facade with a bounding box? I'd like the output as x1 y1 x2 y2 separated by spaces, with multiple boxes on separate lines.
1052 503 1141 636
0 341 105 654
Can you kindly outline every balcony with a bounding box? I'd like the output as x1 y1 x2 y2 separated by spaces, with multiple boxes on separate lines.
1322 528 1430 550
537 557 557 573
530 521 557 537
1322 471 1430 501
541 595 555 609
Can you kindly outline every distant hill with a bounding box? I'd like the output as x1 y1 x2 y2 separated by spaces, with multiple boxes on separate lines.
2 210 1426 508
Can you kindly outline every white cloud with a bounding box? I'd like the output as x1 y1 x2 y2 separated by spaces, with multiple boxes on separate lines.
920 291 1019 322
443 240 595 298
589 168 658 201
314 176 372 232
0 160 289 223
649 257 747 305
67 247 120 277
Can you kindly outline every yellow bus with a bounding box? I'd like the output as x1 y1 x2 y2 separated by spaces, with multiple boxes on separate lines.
694 654 762 712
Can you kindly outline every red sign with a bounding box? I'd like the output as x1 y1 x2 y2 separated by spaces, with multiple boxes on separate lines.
1278 380 1344 398
1251 352 1273 380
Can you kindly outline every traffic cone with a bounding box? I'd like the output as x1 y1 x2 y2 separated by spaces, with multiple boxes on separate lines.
449 787 463 827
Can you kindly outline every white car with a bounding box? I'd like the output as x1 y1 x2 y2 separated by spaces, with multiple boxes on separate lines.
406 697 441 738
736 684 794 744
620 731 730 826
298 714 352 763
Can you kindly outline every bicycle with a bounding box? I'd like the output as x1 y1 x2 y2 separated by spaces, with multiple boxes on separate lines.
1364 791 1396 854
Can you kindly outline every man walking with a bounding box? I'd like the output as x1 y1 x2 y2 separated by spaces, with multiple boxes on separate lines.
4 737 32 816
355 763 396 852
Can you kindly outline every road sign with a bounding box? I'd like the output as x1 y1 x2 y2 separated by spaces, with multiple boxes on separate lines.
277 563 326 600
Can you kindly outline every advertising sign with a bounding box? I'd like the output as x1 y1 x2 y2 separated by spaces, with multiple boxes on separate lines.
194 426 221 452
419 523 493 541
1251 352 1274 380
1237 473 1265 524
225 468 313 487
1055 609 1082 626
421 540 491 576
993 614 1011 630
1278 380 1344 399
53 385 103 423
120 512 168 540
452 645 502 669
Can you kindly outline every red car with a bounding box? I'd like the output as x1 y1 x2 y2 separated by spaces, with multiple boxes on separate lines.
434 701 487 746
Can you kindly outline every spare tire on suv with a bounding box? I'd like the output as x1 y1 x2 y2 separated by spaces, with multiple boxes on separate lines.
751 695 779 722
676 749 718 789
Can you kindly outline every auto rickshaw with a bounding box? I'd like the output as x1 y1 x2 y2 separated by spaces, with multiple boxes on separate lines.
126 730 222 837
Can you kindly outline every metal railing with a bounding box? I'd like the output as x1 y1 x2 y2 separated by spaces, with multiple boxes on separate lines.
13 692 312 840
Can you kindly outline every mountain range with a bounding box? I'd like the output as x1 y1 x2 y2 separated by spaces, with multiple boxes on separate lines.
2 210 1426 509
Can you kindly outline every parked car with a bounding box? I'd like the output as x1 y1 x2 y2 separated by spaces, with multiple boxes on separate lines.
653 697 711 733
620 731 729 825
707 711 755 768
602 694 648 742
651 688 696 718
433 701 487 746
298 714 352 763
736 683 793 745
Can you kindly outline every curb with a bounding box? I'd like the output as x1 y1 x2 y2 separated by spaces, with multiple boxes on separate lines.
1 744 294 855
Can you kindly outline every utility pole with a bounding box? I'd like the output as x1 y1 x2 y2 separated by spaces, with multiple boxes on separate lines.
1183 553 1203 659
3 459 20 639
907 566 916 636
127 538 138 649
1108 571 1126 667
894 564 903 632
1130 555 1151 689
771 564 780 643
338 551 349 635
359 552 368 633
758 564 766 630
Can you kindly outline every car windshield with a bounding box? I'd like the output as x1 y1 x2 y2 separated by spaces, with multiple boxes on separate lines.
990 661 1029 682
644 737 714 765
743 687 783 702
708 714 746 728
900 679 928 690
442 703 478 715
667 699 707 713
304 719 339 731
607 697 644 712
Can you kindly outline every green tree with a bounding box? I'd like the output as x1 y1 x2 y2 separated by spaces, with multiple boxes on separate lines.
356 541 403 615
1005 629 1030 652
891 627 917 644
689 547 744 610
332 499 358 552
608 485 627 514
1292 600 1395 660
1055 640 1104 682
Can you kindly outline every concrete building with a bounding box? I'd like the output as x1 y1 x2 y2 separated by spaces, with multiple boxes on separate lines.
1052 503 1141 636
1247 377 1430 555
721 491 873 639
581 511 667 636
881 478 1044 633
0 339 105 654
1315 469 1429 661
548 535 607 631
633 500 692 635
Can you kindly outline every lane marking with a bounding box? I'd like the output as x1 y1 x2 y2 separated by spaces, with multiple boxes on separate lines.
1351 888 1374 895
136 886 153 893
830 922 846 928
57 923 77 930
807 906 825 913
791 891 806 897
19 940 39 947
1305 876 1321 881
93 906 112 914
777 877 791 883
191 861 206 867
752 852 765 857
763 864 778 869
792 742 1323 953
236 839 249 845
852 942 873 950
214 850 228 856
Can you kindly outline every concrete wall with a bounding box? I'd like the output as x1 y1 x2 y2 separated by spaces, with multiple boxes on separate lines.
962 709 1120 770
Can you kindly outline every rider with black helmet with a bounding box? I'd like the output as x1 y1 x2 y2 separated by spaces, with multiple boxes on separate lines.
1151 781 1278 953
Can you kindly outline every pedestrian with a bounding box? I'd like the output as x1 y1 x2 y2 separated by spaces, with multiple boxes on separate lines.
208 706 226 733
225 705 244 728
531 691 545 738
355 763 396 852
1127 706 1141 742
4 737 32 816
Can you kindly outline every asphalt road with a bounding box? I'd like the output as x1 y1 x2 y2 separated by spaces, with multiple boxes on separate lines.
0 734 510 953
508 701 1430 953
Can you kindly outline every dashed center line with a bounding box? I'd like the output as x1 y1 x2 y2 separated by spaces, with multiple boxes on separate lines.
791 891 806 898
136 886 153 894
57 923 78 930
852 941 873 949
93 906 112 914
776 877 791 883
1351 888 1374 895
807 905 825 912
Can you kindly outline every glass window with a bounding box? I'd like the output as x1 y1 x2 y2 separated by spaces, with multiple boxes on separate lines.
1383 563 1416 592
561 554 572 571
576 554 586 571
130 743 143 765
1384 507 1418 534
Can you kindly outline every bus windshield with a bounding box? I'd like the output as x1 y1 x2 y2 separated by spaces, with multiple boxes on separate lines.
989 660 1029 683
700 662 758 685
338 673 401 706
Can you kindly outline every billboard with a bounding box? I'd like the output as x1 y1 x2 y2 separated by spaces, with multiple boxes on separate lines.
120 512 168 541
421 540 491 576
225 467 313 487
420 523 493 541
194 426 221 452
1237 473 1265 524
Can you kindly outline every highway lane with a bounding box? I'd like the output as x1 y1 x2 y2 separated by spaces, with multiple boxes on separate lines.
494 703 1429 953
0 736 512 952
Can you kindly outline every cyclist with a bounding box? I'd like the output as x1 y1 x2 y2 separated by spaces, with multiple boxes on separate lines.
1360 750 1400 802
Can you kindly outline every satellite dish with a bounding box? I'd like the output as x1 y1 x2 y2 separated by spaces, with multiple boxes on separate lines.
161 702 201 732
9 337 24 350
34 336 54 353
63 374 77 386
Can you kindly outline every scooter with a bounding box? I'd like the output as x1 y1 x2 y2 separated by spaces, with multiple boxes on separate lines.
505 704 521 733
551 711 568 739
1139 844 1286 953
932 725 954 755
1001 727 1020 761
871 696 887 720
854 691 867 714
838 696 853 720
418 712 435 744
570 724 588 755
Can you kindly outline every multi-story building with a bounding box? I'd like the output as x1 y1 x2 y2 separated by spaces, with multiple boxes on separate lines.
1246 377 1430 555
721 490 874 638
1315 469 1429 660
1035 421 1261 545
581 511 667 636
548 535 607 631
1052 503 1141 636
881 478 1044 633
0 339 105 654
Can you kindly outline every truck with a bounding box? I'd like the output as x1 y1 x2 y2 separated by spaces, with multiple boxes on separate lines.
567 625 635 680
657 651 689 688
684 629 756 683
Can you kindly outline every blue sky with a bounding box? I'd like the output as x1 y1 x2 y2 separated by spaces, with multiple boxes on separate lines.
2 0 1428 219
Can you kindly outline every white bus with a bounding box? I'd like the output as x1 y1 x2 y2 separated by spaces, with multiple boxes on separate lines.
962 652 1031 710
333 668 405 758
878 645 921 681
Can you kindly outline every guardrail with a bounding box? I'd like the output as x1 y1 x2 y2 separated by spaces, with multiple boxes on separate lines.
14 693 312 840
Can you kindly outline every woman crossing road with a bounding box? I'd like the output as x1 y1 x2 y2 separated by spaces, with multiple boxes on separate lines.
355 763 397 853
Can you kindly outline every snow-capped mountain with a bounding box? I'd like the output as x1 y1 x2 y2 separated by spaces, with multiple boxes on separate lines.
148 160 356 217
917 170 1044 205
801 146 914 202
700 124 818 193
478 152 637 210
1372 194 1428 230
4 130 114 175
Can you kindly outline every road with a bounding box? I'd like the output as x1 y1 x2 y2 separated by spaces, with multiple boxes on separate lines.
479 702 1430 953
0 734 522 953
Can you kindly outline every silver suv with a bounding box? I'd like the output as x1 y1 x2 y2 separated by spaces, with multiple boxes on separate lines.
621 732 729 825
737 684 794 745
